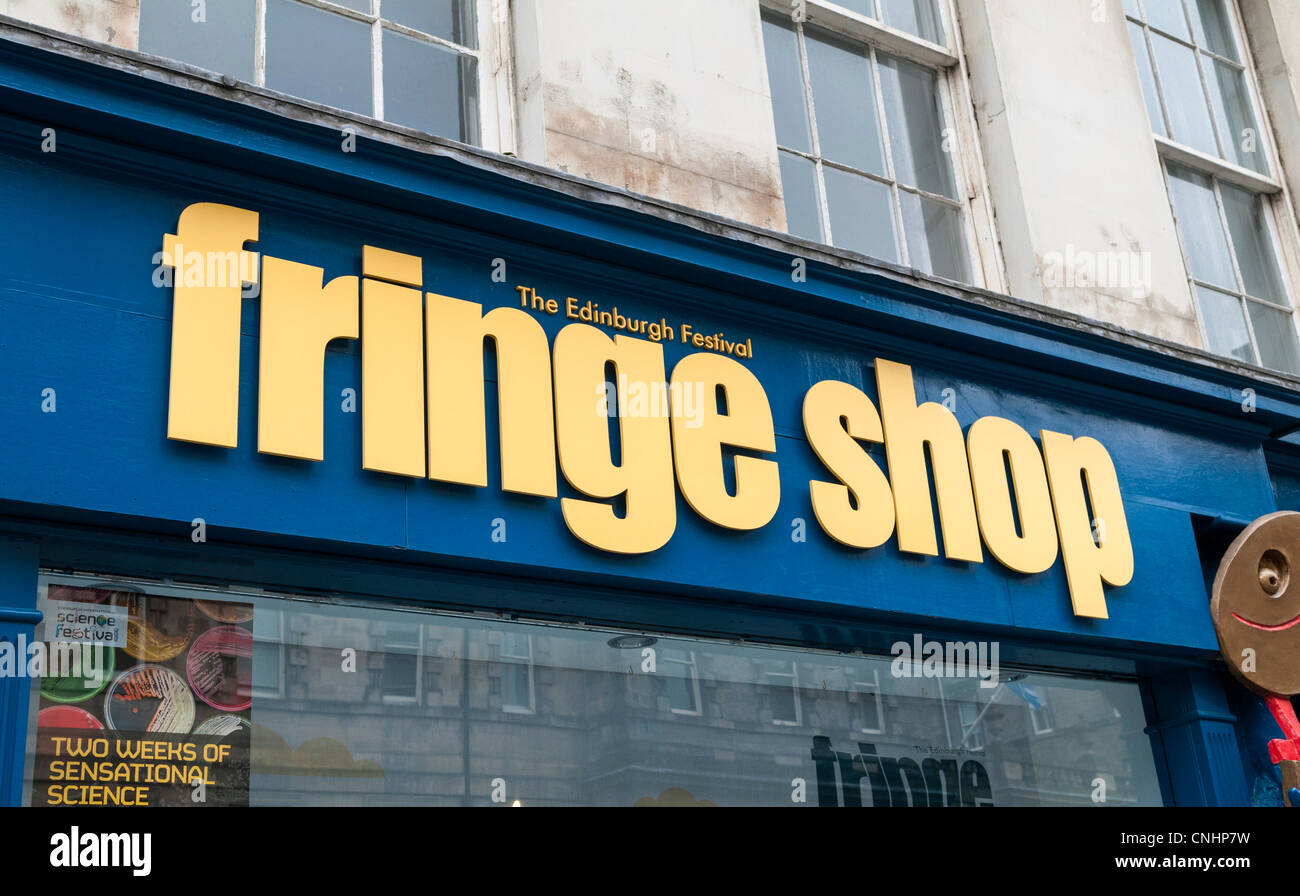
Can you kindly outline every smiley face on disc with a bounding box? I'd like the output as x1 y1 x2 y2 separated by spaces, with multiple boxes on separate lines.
1211 511 1300 696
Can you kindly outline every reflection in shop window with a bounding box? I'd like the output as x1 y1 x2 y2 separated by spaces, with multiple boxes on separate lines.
500 631 534 714
763 660 802 726
662 649 702 716
852 667 885 734
23 573 1166 806
1030 699 1055 736
957 700 984 751
379 622 422 705
251 608 285 700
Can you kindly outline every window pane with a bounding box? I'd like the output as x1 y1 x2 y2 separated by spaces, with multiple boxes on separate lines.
252 640 279 693
251 608 281 695
384 0 478 48
502 631 529 658
25 575 1165 806
1123 0 1143 18
778 151 823 242
901 191 968 282
663 654 698 713
1207 60 1266 174
1129 23 1167 137
139 0 256 83
824 166 898 261
1187 0 1237 60
1150 33 1218 157
1196 285 1254 363
502 663 531 710
1247 302 1300 374
857 692 882 731
881 0 944 44
387 621 420 647
381 651 418 700
332 0 372 11
665 671 696 712
879 53 957 198
834 0 879 17
383 30 480 143
267 0 372 116
1142 0 1190 39
804 28 886 175
761 15 813 154
1167 165 1236 289
764 673 798 724
1220 184 1286 303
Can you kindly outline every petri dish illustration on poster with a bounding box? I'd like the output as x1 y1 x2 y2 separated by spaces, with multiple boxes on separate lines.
29 584 254 807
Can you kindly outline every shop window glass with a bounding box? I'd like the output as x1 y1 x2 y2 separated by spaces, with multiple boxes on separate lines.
251 609 284 700
762 660 802 726
1030 702 1054 736
852 668 885 734
661 649 702 715
21 574 1166 806
499 631 533 714
957 699 985 751
379 622 421 705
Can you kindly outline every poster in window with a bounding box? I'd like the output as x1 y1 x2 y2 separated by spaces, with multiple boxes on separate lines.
29 585 254 807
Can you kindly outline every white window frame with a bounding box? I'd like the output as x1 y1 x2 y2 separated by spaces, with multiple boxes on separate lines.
852 667 885 734
764 660 803 726
1126 0 1276 188
499 629 535 715
1127 0 1300 370
143 0 516 153
662 649 703 717
757 0 1004 291
1162 160 1300 370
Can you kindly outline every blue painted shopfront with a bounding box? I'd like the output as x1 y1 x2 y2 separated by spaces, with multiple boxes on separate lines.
0 31 1295 805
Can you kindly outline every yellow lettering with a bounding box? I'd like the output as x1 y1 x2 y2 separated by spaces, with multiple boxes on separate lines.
803 379 895 549
967 417 1057 574
425 296 557 496
257 258 359 460
157 205 1138 620
362 246 425 477
876 359 982 562
164 202 259 447
553 324 674 553
670 353 779 530
1041 431 1133 618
